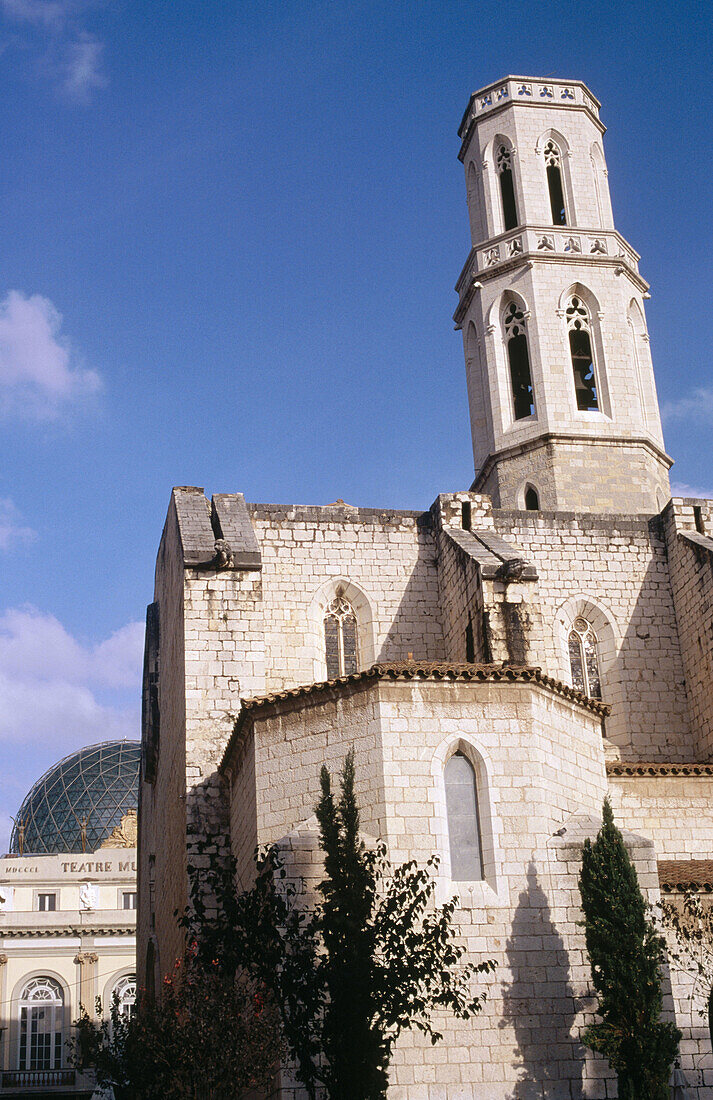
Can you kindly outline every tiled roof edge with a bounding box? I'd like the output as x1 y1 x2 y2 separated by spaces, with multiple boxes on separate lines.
659 860 713 893
220 661 609 773
607 762 713 777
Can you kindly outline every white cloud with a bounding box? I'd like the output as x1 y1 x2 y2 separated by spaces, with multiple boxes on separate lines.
0 607 143 848
63 31 105 101
0 607 143 693
661 387 713 425
670 482 713 500
0 0 71 29
0 0 107 102
0 498 36 551
0 606 142 747
0 290 100 418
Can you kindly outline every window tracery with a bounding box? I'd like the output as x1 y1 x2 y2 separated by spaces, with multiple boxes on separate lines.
503 301 534 420
324 596 358 679
444 752 483 881
112 974 137 1021
568 617 602 699
19 977 63 1071
495 143 518 230
544 139 567 225
566 296 599 410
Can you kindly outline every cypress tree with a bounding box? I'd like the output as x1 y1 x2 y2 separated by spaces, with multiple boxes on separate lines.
315 750 385 1098
579 798 680 1099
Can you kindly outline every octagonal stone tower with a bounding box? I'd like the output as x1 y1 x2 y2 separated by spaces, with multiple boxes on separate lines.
454 76 672 513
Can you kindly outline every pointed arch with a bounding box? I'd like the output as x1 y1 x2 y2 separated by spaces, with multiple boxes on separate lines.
559 283 610 416
590 141 613 228
429 734 501 898
537 129 574 226
501 292 535 421
493 133 519 231
465 320 493 468
466 159 485 243
555 596 620 703
307 578 375 681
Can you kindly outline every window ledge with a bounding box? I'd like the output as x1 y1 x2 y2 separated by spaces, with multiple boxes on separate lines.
435 876 507 909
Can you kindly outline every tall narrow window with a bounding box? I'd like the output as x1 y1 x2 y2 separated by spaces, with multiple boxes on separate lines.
566 296 599 410
19 977 63 1071
504 301 534 420
324 596 358 679
444 753 483 881
568 617 602 699
544 140 567 225
496 143 518 230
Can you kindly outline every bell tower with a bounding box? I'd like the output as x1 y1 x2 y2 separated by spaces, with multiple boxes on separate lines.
454 76 672 513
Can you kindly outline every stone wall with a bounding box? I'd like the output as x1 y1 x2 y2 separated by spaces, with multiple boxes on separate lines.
220 670 713 1098
609 771 713 860
138 492 189 989
247 502 445 689
489 507 691 760
663 498 713 758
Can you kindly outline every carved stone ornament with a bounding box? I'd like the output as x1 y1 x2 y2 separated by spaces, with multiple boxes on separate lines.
0 885 14 912
100 808 138 849
213 538 234 569
74 952 99 966
0 953 7 967
79 883 98 911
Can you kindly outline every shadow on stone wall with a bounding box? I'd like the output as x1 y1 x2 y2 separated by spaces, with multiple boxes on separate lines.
500 860 584 1099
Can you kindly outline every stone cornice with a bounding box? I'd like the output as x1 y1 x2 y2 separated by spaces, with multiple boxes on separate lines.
221 661 610 774
458 76 604 162
471 432 673 494
1 925 135 938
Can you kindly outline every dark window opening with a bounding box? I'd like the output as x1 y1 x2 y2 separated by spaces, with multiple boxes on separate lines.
694 505 705 534
465 617 475 663
569 328 599 410
525 487 540 511
507 334 535 419
122 891 137 910
547 163 567 225
38 893 56 912
461 501 472 531
499 169 518 230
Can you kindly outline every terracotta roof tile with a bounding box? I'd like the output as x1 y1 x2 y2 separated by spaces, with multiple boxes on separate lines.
221 661 609 773
658 860 713 892
607 762 713 777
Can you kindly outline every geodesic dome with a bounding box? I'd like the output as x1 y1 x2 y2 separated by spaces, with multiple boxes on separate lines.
10 740 140 855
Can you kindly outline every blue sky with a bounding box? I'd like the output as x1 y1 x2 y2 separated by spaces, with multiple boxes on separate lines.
0 0 711 847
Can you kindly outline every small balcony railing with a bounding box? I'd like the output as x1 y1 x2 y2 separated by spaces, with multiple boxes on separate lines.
2 1069 76 1087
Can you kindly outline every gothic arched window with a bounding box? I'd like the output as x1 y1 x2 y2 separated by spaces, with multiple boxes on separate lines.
19 977 63 1071
566 296 599 410
112 974 137 1022
544 140 567 225
444 752 483 881
525 486 540 511
504 301 535 420
496 143 518 231
568 617 602 699
324 596 358 679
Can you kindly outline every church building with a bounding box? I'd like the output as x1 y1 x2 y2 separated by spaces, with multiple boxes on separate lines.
138 75 713 1097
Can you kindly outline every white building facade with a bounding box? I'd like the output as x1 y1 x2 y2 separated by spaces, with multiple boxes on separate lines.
0 744 138 1099
138 76 713 1097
